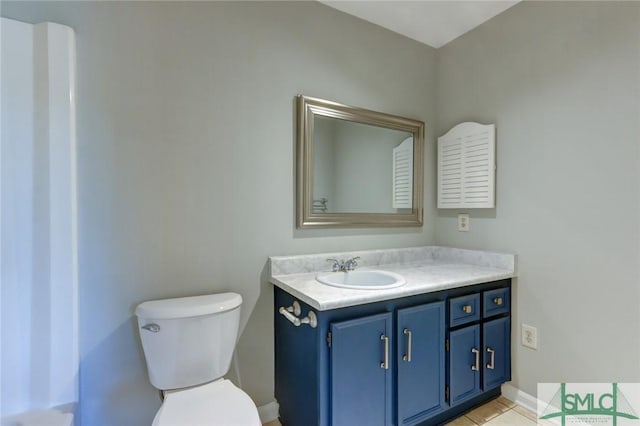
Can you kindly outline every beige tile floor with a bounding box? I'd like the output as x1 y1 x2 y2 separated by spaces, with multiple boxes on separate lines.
445 396 537 425
262 396 538 426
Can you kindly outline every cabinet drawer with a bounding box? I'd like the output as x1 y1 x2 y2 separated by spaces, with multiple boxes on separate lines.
483 288 510 318
449 294 480 327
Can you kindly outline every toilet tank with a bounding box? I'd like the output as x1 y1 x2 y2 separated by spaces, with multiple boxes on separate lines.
135 293 242 390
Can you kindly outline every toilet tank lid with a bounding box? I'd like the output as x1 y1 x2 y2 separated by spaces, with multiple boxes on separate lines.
135 293 242 320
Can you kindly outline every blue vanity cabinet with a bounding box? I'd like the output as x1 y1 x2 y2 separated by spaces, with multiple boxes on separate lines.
330 302 447 426
447 288 511 407
481 288 511 392
396 302 446 426
274 279 511 426
330 312 393 426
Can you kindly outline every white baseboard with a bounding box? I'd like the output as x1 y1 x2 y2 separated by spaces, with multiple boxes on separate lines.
257 400 279 424
501 383 539 414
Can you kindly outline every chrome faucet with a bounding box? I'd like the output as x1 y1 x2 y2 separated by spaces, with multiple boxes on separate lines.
344 256 360 271
327 256 361 272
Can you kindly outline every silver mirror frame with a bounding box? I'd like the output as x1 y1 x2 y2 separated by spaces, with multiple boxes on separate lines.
296 95 425 228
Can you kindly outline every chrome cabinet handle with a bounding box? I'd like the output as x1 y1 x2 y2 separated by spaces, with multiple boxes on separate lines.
380 334 389 370
141 323 160 333
402 328 412 362
471 348 480 371
486 347 495 369
462 305 472 314
493 297 503 306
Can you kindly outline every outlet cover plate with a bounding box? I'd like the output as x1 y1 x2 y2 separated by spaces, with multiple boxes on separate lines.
521 323 538 350
458 213 470 232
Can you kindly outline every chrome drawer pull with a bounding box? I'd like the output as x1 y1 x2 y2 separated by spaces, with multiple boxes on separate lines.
402 328 412 362
493 297 503 306
486 347 495 370
471 348 480 371
380 334 389 370
462 305 473 314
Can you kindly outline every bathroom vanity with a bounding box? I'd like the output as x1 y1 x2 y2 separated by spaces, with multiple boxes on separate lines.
270 247 516 426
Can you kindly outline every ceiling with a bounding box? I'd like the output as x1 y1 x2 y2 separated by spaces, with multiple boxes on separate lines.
318 1 520 48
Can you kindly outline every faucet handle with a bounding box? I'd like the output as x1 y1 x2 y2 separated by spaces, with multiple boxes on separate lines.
326 258 341 272
345 256 361 271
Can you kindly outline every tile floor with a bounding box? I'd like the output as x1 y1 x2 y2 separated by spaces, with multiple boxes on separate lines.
262 396 538 426
445 396 537 425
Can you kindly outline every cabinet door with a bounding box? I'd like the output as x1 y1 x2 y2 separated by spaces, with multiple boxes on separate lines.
330 312 393 426
397 301 446 425
449 325 481 405
483 317 511 390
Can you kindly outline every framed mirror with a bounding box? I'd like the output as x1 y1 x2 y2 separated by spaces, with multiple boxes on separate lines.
296 95 425 228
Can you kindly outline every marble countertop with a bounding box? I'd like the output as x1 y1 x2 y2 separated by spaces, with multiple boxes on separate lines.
269 246 516 311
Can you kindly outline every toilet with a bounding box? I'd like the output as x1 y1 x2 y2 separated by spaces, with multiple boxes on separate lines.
135 292 261 426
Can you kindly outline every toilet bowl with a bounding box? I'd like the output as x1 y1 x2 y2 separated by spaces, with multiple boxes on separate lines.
152 379 260 426
135 293 261 426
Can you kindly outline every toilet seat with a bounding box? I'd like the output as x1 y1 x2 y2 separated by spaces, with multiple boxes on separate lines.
152 379 261 426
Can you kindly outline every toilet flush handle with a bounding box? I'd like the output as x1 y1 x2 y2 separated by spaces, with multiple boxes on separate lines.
141 323 160 333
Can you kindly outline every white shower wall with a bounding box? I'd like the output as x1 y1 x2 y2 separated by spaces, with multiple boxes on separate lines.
1 17 78 419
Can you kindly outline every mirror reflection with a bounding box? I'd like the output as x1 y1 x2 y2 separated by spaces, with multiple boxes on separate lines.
313 116 413 214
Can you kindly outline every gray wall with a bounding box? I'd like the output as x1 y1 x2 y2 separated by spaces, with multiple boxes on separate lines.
1 2 437 425
435 2 640 396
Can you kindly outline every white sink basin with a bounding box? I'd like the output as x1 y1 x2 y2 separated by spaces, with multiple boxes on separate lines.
316 270 406 290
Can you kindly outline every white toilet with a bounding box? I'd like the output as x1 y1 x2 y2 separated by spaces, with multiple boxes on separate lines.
135 292 261 426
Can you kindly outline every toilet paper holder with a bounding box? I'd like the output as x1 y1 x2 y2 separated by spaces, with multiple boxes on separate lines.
279 300 317 328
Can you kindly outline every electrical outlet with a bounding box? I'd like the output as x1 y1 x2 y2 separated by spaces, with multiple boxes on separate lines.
521 324 538 350
458 214 470 232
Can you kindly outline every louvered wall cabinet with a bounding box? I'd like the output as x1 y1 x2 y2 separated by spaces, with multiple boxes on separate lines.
437 122 496 209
